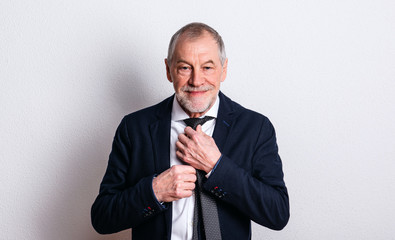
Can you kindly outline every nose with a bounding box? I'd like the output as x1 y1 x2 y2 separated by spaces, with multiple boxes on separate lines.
189 69 205 87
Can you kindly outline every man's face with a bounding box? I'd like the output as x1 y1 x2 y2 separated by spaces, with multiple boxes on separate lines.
165 32 228 118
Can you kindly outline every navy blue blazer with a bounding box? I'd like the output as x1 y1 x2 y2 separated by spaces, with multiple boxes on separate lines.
91 92 289 239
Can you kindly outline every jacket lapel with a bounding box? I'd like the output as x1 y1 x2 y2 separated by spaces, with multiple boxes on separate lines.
212 92 236 152
148 95 173 239
149 96 173 173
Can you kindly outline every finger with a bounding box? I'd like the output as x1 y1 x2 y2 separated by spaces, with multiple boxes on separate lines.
173 183 195 197
172 164 196 174
175 147 182 156
176 139 187 151
183 182 196 190
178 133 190 145
177 135 197 152
183 173 197 182
195 124 203 133
167 190 193 202
175 180 195 189
176 189 194 199
176 149 199 168
176 149 188 163
184 126 197 137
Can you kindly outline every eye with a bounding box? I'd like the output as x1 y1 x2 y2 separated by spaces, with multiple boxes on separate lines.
202 65 215 73
178 65 191 71
177 65 192 75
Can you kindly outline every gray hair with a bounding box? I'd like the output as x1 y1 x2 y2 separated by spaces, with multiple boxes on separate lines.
167 22 226 66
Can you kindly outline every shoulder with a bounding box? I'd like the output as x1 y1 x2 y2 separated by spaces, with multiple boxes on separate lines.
219 93 277 145
121 95 173 127
219 92 270 124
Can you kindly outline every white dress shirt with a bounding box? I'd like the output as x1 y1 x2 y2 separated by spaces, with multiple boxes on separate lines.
169 96 220 240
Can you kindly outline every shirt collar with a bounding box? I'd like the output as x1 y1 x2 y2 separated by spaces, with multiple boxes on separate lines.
171 95 220 121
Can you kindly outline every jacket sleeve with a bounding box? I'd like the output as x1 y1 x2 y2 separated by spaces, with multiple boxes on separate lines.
91 117 167 234
204 116 290 230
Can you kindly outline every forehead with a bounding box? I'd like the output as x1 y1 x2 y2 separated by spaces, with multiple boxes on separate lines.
173 32 220 60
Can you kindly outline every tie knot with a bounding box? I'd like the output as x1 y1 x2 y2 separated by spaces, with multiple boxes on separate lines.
183 116 215 130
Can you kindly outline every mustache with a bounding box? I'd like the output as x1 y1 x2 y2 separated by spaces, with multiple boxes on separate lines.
180 85 214 92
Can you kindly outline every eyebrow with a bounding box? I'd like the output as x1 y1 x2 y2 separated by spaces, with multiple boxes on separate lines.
176 59 190 65
203 60 215 65
176 59 215 65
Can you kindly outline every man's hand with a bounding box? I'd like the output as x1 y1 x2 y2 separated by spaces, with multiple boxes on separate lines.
176 125 222 173
152 165 196 202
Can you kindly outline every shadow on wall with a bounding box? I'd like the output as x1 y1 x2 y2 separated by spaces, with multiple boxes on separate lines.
38 47 156 239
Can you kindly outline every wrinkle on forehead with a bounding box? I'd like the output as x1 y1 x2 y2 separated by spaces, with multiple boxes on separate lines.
173 33 221 66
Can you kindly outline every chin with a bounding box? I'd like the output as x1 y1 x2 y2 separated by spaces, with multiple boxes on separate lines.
176 94 212 114
185 101 211 113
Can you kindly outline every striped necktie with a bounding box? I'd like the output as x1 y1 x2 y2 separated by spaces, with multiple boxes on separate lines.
183 116 222 240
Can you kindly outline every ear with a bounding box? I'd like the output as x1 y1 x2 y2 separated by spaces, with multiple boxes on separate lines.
165 59 173 83
221 58 228 82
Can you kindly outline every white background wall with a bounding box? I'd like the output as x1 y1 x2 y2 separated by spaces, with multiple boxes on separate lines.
1 1 394 239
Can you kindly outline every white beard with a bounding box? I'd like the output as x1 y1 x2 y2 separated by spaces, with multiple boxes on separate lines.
175 86 217 114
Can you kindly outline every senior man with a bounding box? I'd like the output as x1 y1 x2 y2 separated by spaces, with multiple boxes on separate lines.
91 22 289 240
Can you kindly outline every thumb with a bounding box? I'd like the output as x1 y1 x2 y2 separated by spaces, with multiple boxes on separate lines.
196 124 203 133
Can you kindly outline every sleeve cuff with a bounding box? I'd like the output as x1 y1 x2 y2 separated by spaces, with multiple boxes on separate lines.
205 155 222 178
